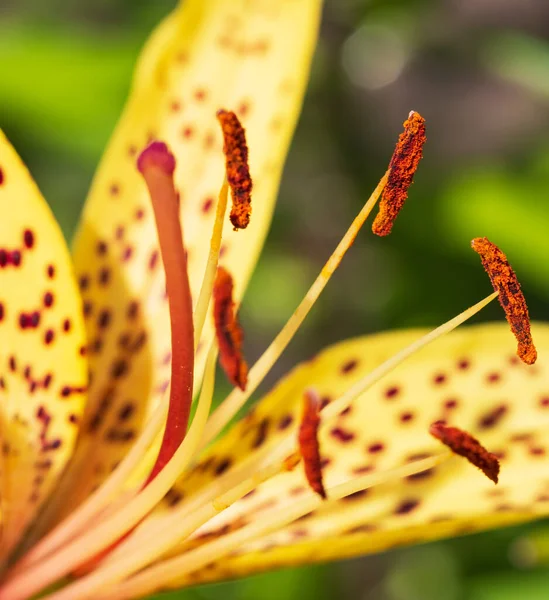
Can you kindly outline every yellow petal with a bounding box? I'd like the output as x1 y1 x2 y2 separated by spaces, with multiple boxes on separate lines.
0 132 87 559
141 322 549 591
56 0 322 514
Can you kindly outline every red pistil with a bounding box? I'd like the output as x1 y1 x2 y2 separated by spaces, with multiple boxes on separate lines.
138 142 194 481
298 389 326 499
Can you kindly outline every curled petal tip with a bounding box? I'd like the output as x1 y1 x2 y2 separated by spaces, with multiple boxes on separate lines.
137 141 176 176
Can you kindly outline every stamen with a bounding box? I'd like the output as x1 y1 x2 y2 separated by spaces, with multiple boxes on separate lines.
201 170 389 448
298 389 326 499
32 294 498 599
98 454 449 600
213 266 248 390
216 109 252 230
97 294 499 591
429 421 500 484
322 292 498 422
471 237 537 365
137 141 195 480
372 110 426 237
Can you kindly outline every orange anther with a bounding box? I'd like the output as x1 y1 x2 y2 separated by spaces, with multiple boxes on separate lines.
213 266 248 390
372 111 426 236
471 237 536 365
429 421 500 484
298 389 326 499
216 109 252 230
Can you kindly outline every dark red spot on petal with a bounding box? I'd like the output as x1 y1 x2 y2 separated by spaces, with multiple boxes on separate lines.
444 398 459 409
330 426 355 443
97 310 111 329
96 240 108 256
23 229 35 249
202 197 214 214
98 268 111 286
385 386 400 399
394 498 420 515
399 411 414 423
341 359 358 374
478 404 508 430
215 458 232 476
278 415 293 431
79 275 89 291
182 126 194 139
368 442 385 454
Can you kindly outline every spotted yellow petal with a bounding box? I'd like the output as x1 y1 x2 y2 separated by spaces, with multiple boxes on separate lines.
53 0 322 515
128 322 549 594
0 132 87 559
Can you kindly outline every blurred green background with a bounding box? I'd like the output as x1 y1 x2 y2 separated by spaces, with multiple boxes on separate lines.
3 0 549 598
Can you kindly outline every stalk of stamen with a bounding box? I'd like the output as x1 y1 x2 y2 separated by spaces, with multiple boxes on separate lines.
41 293 498 597
193 179 229 350
101 445 301 567
136 142 195 481
0 347 218 600
14 399 168 571
322 292 498 422
201 169 389 448
92 454 450 600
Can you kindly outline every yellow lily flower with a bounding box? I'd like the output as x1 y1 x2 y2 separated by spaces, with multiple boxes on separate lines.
0 2 547 599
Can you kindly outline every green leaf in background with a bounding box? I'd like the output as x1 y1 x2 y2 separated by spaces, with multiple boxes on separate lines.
148 565 334 600
468 570 549 600
0 22 137 159
439 166 549 296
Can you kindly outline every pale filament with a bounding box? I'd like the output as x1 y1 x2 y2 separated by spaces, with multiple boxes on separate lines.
36 292 496 600
202 169 390 449
193 178 229 351
68 454 452 600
